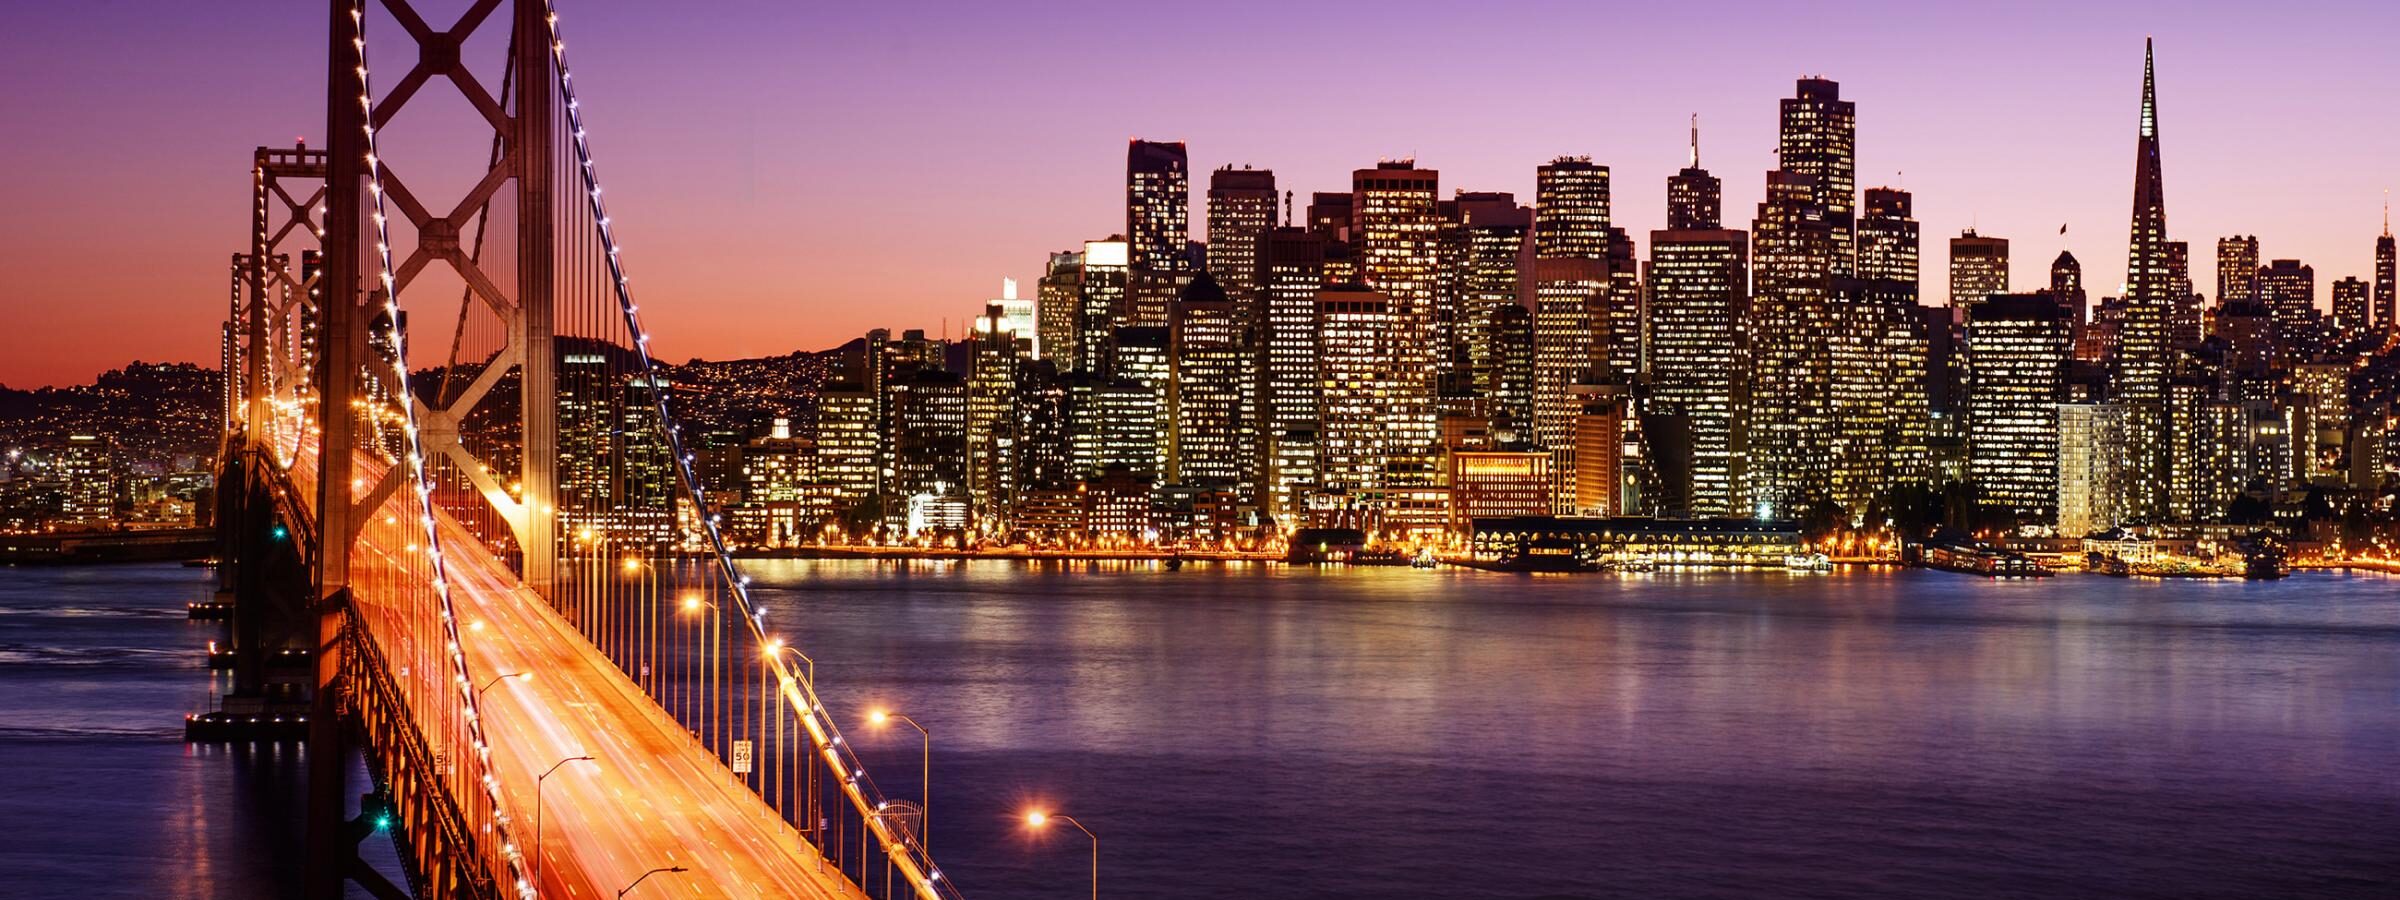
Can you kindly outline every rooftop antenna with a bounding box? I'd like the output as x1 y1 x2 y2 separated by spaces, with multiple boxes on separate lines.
2385 189 2391 236
1688 113 1700 168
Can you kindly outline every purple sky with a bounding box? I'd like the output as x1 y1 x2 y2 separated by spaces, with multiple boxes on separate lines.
1 0 2394 387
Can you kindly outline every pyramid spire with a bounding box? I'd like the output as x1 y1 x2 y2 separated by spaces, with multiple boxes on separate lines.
2115 36 2174 521
2140 37 2158 139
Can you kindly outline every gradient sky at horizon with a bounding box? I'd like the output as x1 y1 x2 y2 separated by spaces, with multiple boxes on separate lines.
1 0 2394 387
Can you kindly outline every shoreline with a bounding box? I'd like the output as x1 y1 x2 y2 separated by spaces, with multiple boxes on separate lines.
725 548 2400 577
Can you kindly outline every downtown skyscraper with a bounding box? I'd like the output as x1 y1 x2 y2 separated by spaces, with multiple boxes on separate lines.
1206 166 1279 320
1168 275 1257 499
1645 131 1751 518
1966 295 2072 519
1748 167 1835 517
1835 187 1931 511
1127 140 1192 328
2217 235 2260 306
1351 161 1443 489
1532 156 1615 509
2377 206 2396 334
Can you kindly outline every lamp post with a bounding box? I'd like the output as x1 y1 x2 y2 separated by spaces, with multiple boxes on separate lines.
534 755 596 887
1025 810 1096 900
680 595 721 746
761 641 817 811
475 670 530 701
867 709 931 853
621 556 658 693
764 639 814 689
616 865 688 898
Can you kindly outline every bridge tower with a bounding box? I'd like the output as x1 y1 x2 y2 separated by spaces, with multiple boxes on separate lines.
308 1 561 896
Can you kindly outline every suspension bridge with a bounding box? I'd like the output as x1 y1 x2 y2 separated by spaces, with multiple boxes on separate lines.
203 2 955 897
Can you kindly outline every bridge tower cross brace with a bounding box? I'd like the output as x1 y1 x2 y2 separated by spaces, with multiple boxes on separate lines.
317 0 562 601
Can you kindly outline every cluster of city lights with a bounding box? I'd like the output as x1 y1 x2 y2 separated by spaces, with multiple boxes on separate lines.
541 3 951 894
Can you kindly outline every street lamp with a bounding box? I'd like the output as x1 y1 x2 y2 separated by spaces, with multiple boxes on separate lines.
762 641 818 780
475 671 530 701
867 709 931 852
1025 810 1097 900
621 556 660 693
534 755 596 886
679 594 721 744
616 865 688 898
763 639 814 689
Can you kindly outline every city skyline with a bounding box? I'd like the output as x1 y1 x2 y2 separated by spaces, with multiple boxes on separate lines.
6 7 2396 900
3 1 2398 387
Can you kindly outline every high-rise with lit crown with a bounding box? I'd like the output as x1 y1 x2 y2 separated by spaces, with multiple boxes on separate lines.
1077 238 1130 376
1779 78 1857 278
2114 39 2174 521
1127 140 1192 328
1949 230 2010 310
1535 157 1612 261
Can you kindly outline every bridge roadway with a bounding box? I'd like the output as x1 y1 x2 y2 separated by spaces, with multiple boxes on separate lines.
294 449 860 899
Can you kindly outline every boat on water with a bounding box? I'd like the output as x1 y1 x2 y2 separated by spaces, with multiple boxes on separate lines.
1496 537 1600 572
1916 542 2052 578
2237 533 2288 580
2243 547 2287 580
1286 528 1369 564
1411 548 1440 569
1783 552 1832 572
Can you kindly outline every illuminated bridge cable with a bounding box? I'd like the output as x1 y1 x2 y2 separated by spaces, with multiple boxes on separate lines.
353 5 537 897
541 4 957 895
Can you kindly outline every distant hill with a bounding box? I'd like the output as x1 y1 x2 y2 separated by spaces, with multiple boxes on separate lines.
0 362 220 469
